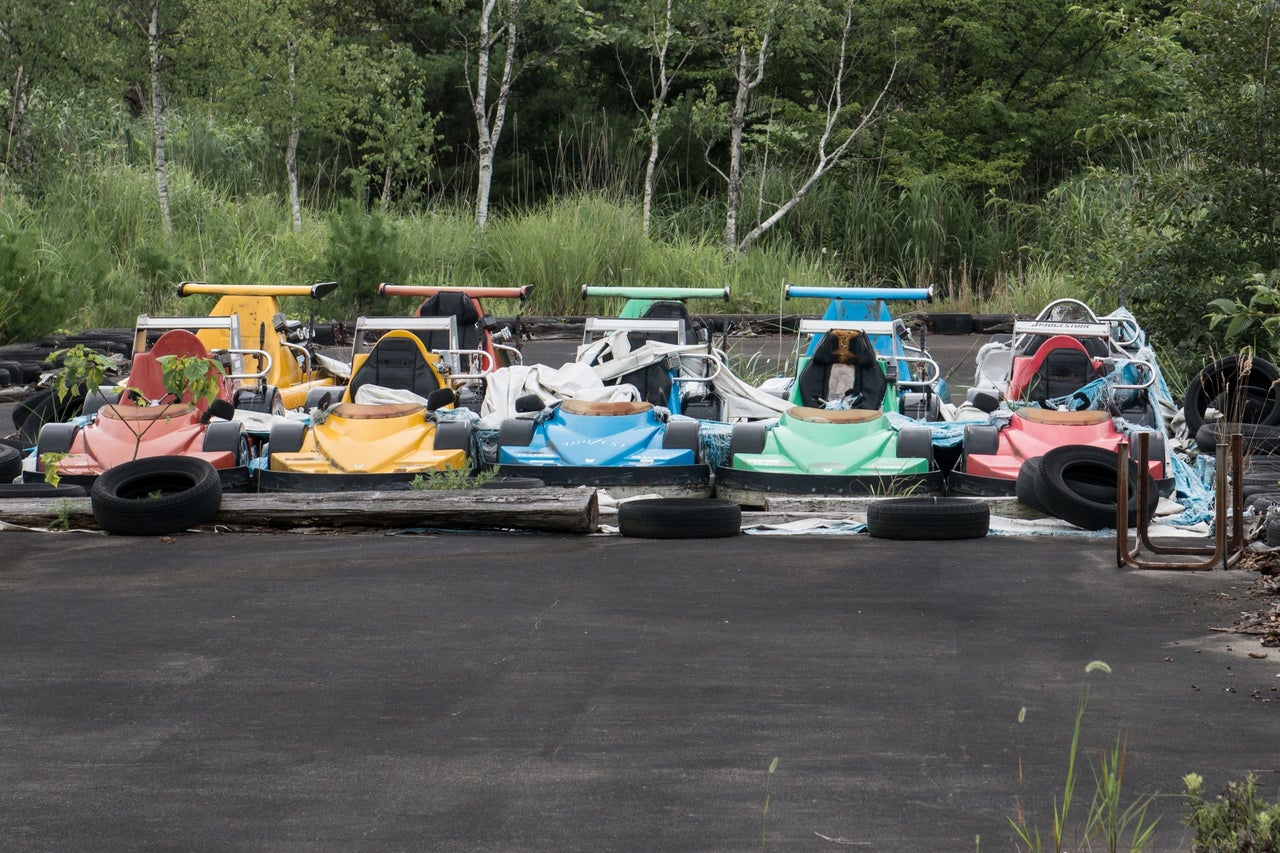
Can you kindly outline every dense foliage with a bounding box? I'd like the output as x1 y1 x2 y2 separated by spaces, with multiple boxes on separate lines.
0 0 1277 378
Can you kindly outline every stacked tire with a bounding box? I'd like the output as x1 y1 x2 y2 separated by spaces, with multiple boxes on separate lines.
1017 446 1159 530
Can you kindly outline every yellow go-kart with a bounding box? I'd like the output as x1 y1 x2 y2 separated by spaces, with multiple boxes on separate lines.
257 315 494 491
176 281 345 413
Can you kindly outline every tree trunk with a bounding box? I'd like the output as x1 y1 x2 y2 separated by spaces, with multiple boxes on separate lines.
470 0 519 230
149 0 172 235
287 45 301 231
724 38 767 252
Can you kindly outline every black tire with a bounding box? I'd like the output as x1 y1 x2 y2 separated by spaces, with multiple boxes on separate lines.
1267 515 1280 548
36 422 78 457
478 476 545 490
1247 492 1280 513
0 444 21 483
728 423 767 459
662 419 701 459
0 483 87 499
866 497 990 540
202 421 245 454
497 417 537 448
1194 421 1280 455
1034 445 1158 531
962 424 1000 459
90 456 223 536
15 385 87 443
304 386 346 409
896 426 934 462
82 385 125 418
619 498 741 539
236 386 285 416
434 420 473 452
1016 456 1047 513
0 368 10 387
1183 355 1280 436
268 421 306 455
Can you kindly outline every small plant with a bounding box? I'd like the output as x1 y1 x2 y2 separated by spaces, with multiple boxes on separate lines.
49 345 114 404
408 467 494 490
49 498 78 531
155 354 225 409
1008 661 1159 853
1183 771 1280 851
760 756 778 850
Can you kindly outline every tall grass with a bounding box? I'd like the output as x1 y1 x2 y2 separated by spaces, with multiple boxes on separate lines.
2 103 1125 342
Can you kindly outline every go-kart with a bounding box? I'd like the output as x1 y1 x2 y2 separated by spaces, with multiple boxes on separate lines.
714 324 943 507
176 280 346 413
781 284 948 418
949 298 1171 497
378 283 529 411
26 324 270 490
257 315 490 491
487 286 739 496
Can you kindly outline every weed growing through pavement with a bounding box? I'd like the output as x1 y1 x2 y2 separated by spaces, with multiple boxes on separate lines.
409 468 495 490
1007 660 1159 853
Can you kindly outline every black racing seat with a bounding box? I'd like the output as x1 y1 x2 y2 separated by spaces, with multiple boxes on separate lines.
796 329 886 410
417 291 483 351
349 336 442 399
587 331 672 408
1026 346 1098 401
640 300 698 344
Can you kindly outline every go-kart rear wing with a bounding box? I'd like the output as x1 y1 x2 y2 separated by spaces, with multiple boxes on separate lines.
177 281 338 300
582 317 689 346
785 285 933 302
1012 319 1112 338
131 314 273 380
581 285 730 302
353 316 495 380
796 319 941 390
378 283 533 300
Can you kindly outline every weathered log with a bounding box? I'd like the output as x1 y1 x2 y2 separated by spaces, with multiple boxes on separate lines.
0 488 600 535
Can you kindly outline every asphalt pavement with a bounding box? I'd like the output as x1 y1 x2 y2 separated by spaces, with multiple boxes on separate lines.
1 529 1274 850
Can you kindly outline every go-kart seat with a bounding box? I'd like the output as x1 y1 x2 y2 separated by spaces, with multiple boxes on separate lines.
640 300 698 344
588 331 673 408
1009 336 1101 402
417 290 484 351
796 329 886 410
127 328 220 407
349 336 442 400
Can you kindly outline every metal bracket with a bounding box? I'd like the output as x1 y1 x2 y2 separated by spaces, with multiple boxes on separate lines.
1115 431 1245 570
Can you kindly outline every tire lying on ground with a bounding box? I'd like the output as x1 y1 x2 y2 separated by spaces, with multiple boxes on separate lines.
0 444 22 484
1015 456 1047 513
865 496 990 540
618 497 741 539
1183 355 1280 437
90 456 223 536
0 483 87 499
1033 445 1159 531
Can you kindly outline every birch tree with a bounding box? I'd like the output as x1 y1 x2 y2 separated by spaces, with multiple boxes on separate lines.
184 0 363 230
610 0 704 236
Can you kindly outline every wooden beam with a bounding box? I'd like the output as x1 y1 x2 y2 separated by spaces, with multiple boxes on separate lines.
0 488 600 535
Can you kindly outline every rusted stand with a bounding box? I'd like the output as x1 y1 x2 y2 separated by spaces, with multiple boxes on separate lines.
1115 431 1244 570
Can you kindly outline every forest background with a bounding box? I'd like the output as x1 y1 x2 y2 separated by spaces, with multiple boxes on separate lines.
1 0 1279 386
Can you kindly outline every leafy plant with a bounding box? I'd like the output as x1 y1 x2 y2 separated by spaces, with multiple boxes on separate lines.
155 354 225 409
1207 272 1280 355
1183 772 1280 851
40 453 67 488
49 345 114 405
408 467 493 490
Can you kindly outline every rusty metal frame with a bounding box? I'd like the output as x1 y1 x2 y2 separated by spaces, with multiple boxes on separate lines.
1115 431 1245 570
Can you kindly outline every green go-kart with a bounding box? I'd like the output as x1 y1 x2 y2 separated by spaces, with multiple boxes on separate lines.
714 324 942 507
